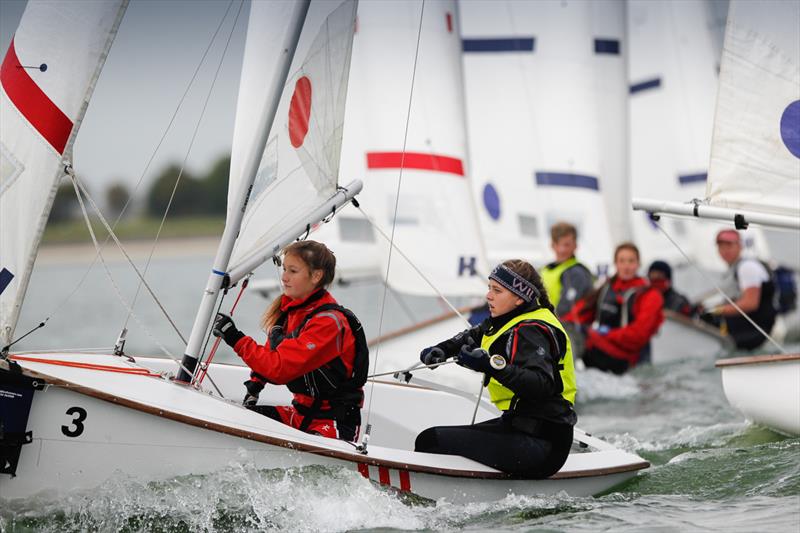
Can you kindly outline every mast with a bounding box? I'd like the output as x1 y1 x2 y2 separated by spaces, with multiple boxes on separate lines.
177 0 311 383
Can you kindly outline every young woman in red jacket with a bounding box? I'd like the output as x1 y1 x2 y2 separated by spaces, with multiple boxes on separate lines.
212 241 368 442
563 242 664 374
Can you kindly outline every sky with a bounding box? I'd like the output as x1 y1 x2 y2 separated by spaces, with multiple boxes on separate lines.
0 0 249 197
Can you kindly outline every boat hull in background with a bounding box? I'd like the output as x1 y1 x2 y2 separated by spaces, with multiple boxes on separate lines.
716 353 800 436
650 310 735 365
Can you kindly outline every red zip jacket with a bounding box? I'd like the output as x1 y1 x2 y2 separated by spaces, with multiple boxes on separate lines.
564 276 664 364
233 289 357 407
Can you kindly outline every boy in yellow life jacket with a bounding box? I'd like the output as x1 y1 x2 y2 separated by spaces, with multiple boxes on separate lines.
415 260 577 479
541 222 593 317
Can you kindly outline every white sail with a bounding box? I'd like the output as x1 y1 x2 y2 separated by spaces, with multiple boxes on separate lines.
707 0 800 220
227 0 358 273
460 0 626 275
627 0 722 269
0 0 127 346
314 0 488 298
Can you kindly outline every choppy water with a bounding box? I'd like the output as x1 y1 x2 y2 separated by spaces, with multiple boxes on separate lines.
3 250 799 532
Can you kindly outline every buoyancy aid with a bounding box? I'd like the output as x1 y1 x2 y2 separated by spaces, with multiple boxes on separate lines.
277 302 369 427
726 259 777 349
592 281 645 329
541 257 590 308
481 308 577 411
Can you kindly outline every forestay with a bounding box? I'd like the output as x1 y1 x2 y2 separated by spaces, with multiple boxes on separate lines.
227 0 358 275
0 0 127 346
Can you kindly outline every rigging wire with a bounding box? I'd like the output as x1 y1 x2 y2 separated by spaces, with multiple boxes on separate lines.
68 172 178 359
123 0 245 332
652 217 787 354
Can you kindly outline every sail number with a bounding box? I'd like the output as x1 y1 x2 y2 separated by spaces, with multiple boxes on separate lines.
61 406 87 437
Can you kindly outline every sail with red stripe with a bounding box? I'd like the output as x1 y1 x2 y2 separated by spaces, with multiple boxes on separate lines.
0 0 127 345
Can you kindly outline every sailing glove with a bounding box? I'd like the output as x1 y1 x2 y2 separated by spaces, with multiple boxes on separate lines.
242 379 264 409
212 313 244 347
420 346 447 367
455 346 494 375
268 325 285 350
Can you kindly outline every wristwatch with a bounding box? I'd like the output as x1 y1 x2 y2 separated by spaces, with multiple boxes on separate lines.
489 354 507 370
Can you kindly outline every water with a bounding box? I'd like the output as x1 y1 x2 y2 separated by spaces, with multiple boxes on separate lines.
3 246 799 532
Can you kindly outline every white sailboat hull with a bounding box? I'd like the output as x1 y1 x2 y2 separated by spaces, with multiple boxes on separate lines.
650 310 735 365
0 352 647 502
716 354 800 436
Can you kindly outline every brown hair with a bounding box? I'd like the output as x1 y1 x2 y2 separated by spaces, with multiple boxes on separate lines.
550 222 577 243
260 240 337 330
614 241 640 263
501 259 554 313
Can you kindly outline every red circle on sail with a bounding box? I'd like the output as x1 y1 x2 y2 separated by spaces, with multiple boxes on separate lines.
288 76 312 148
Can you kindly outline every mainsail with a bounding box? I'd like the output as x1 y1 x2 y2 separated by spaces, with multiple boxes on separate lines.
0 0 128 346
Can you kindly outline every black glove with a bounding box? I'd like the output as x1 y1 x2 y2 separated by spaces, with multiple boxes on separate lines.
242 378 265 408
268 325 285 350
212 313 244 347
420 346 447 367
455 345 494 374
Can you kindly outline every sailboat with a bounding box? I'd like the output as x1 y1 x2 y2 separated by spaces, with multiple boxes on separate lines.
633 0 800 436
0 0 648 501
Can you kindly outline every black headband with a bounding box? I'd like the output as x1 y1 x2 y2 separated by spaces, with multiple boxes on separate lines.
488 264 539 303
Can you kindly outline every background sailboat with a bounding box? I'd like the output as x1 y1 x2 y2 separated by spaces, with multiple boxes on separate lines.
634 0 799 435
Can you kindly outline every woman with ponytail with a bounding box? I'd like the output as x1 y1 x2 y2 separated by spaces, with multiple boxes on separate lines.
415 260 577 478
212 240 368 442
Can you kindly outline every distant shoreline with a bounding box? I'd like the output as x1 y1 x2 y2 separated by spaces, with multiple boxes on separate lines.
37 236 219 265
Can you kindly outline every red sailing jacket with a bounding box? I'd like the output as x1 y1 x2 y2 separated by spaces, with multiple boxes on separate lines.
564 276 664 364
233 289 357 409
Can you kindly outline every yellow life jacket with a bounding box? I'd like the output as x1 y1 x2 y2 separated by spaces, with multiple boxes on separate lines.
541 257 582 308
482 308 577 410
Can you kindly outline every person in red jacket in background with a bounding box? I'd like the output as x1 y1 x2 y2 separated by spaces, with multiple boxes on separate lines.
212 240 368 442
562 242 663 374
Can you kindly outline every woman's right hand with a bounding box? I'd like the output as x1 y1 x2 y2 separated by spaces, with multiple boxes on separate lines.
420 346 447 367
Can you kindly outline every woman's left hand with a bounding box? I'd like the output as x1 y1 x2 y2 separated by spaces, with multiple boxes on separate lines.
456 345 493 374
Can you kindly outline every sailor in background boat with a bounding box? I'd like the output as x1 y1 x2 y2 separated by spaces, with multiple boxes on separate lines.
541 222 594 317
212 241 369 442
414 260 577 478
699 229 777 350
563 243 664 374
647 260 694 317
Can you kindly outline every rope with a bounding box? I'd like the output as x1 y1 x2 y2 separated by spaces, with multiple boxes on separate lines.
124 0 244 332
362 0 427 439
653 219 786 354
10 355 162 377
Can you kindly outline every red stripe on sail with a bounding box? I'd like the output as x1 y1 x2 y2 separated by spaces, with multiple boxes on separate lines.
1 38 73 154
357 463 370 479
378 466 390 486
366 152 465 176
398 470 411 491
